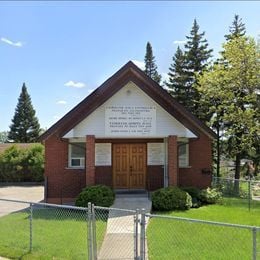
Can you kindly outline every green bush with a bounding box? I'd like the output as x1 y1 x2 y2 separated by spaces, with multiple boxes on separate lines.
75 185 115 207
181 187 202 208
0 144 44 182
199 187 222 204
152 187 192 211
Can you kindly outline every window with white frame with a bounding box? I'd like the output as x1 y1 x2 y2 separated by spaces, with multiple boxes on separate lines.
178 142 189 167
69 143 85 168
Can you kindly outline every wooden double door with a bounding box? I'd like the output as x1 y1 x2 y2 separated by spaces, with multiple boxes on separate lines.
113 144 146 189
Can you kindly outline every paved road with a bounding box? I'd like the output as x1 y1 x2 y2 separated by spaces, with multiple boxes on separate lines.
0 185 44 217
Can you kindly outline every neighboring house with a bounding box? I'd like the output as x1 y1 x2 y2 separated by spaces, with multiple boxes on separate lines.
40 61 216 204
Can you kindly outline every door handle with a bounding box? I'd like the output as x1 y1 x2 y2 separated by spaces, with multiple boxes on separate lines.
130 166 133 171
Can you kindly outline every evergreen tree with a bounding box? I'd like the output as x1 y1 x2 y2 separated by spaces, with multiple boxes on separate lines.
225 14 246 41
185 19 213 74
8 83 40 143
144 42 162 84
166 19 212 120
166 46 189 104
184 19 213 119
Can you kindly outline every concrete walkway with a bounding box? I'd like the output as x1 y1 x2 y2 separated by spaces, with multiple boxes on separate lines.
97 194 151 260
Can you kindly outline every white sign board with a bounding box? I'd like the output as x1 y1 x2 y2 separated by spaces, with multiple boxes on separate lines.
147 143 165 165
95 143 111 166
105 106 156 136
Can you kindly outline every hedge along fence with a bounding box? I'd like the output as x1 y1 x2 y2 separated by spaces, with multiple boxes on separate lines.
0 144 44 182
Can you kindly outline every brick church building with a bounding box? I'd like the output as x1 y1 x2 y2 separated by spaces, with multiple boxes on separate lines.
40 61 216 204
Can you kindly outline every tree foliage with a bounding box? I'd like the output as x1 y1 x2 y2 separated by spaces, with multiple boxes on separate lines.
166 46 189 103
184 19 213 120
144 42 162 84
8 83 41 143
225 14 246 41
197 36 260 179
166 19 212 121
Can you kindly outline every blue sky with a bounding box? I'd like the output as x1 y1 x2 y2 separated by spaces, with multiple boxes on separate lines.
0 1 259 132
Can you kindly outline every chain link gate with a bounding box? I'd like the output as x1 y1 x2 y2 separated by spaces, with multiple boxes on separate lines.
87 203 147 260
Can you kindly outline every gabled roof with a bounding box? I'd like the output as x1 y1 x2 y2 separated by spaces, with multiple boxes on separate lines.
40 61 216 141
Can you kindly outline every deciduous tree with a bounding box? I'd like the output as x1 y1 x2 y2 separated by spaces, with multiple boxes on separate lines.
197 37 260 183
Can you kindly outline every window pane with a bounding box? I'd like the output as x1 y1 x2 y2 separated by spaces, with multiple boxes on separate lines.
178 143 188 167
179 145 186 156
71 158 81 166
71 143 85 157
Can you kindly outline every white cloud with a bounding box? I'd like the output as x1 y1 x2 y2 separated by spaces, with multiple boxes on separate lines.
1 37 23 47
64 80 86 88
173 40 186 45
56 100 67 105
132 60 145 70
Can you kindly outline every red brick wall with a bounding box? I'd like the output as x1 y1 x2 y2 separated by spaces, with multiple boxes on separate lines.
86 135 95 186
95 166 113 187
178 133 212 189
147 166 164 191
168 135 178 186
44 133 213 203
44 135 86 203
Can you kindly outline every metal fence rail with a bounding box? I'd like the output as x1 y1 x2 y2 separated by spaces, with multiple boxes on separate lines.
212 177 260 211
0 198 259 260
212 177 260 197
146 213 260 260
93 205 137 259
0 198 90 259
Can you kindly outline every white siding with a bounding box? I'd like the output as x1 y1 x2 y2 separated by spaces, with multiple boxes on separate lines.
63 82 196 138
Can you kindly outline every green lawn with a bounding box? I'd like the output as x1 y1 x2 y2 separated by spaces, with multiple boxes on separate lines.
147 198 260 260
0 207 107 259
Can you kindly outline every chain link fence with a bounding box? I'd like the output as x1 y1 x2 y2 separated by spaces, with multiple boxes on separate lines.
212 177 260 210
0 199 31 256
146 213 260 260
0 198 90 259
0 198 259 259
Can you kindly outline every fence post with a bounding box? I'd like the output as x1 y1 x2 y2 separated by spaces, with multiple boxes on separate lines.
29 203 33 252
252 227 257 260
134 209 139 260
248 179 251 212
92 204 97 260
87 202 93 260
140 209 146 260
